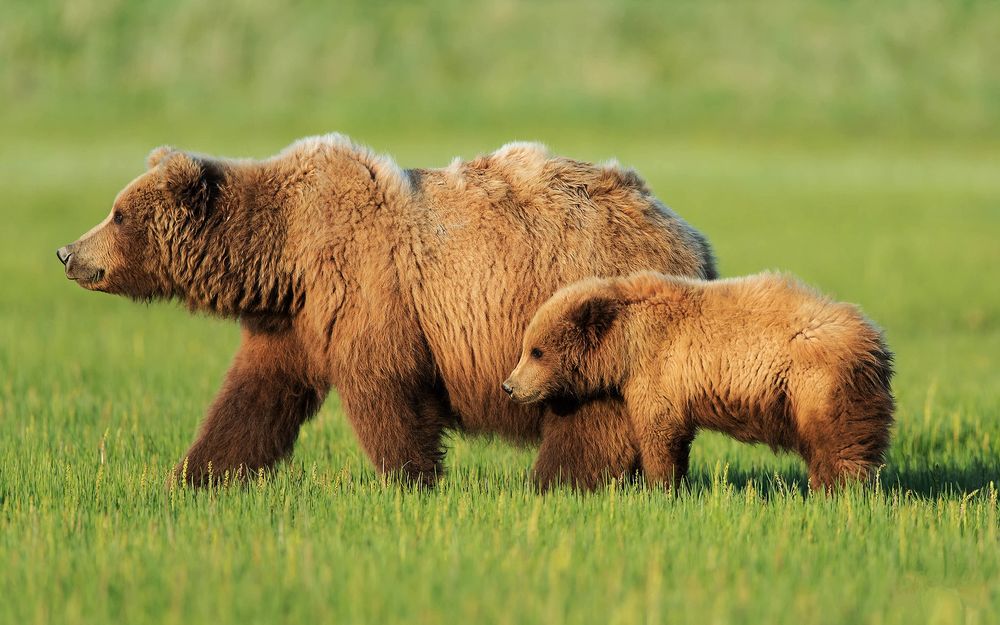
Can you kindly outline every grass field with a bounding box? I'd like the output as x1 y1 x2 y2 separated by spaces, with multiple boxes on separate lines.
2 2 1000 624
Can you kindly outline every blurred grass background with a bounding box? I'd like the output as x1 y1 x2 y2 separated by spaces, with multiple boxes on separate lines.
3 0 999 142
1 1 999 624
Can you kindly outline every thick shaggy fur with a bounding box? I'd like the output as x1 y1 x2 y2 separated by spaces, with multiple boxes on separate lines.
57 135 716 488
504 272 894 491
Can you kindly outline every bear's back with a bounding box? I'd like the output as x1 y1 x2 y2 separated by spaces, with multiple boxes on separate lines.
402 145 714 440
413 142 658 220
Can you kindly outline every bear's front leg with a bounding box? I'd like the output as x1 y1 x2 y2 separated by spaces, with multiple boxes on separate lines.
533 397 640 490
172 326 327 486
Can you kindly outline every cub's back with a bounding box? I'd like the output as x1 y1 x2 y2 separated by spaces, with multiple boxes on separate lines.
694 272 849 339
648 272 878 384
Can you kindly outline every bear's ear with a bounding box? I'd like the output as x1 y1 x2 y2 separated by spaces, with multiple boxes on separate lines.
146 145 175 169
569 295 619 348
156 151 224 218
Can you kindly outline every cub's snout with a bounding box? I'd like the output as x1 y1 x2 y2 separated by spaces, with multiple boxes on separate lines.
501 368 544 405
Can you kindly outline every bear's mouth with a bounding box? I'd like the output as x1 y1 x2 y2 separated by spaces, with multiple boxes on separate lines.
510 390 542 404
71 268 106 288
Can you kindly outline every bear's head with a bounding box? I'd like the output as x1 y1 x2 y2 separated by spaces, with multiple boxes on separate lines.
503 278 623 405
56 147 224 301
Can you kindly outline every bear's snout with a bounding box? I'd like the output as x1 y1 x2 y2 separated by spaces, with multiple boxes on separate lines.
56 246 72 266
58 242 106 286
501 381 514 396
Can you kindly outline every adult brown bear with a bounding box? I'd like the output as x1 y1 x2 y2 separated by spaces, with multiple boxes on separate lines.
56 135 716 488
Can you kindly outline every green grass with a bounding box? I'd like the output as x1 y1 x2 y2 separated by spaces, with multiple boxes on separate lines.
2 1 1000 624
2 129 998 625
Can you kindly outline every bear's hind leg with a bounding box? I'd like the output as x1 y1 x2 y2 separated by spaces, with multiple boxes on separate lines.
339 380 455 488
533 398 640 491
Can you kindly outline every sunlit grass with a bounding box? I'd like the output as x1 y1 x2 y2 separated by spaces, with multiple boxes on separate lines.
1 124 998 624
2 1 999 620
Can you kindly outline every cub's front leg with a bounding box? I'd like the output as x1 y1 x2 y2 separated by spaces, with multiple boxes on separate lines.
632 397 694 491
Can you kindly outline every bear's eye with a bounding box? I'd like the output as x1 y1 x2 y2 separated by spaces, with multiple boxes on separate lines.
113 211 124 225
530 348 543 359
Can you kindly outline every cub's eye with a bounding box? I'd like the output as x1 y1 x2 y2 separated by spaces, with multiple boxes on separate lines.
530 348 543 359
113 211 124 225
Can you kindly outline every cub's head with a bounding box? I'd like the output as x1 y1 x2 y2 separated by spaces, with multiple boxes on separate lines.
56 147 223 300
503 279 622 405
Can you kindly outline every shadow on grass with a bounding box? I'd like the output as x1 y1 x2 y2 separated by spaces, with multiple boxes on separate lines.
683 466 811 498
681 459 1000 499
881 459 1000 498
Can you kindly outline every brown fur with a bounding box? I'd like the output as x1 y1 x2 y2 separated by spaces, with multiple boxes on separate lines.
505 271 895 491
57 136 716 488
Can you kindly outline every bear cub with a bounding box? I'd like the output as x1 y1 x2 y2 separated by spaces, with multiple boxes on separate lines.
503 271 894 491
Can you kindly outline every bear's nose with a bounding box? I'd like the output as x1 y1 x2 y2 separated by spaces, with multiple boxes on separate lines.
56 247 72 266
501 381 514 396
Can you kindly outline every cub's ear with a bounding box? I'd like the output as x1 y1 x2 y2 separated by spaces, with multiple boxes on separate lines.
569 295 619 347
155 151 224 217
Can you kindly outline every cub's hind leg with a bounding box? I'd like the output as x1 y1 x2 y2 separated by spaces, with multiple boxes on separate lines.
790 321 895 492
793 377 893 492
